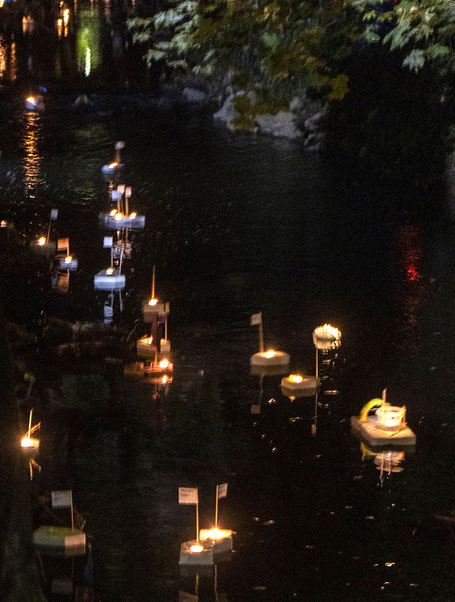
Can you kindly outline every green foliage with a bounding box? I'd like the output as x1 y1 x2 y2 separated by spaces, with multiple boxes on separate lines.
356 0 455 73
129 0 362 101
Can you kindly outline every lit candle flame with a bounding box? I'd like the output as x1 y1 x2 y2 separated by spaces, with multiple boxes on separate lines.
148 298 158 306
37 237 46 246
190 544 203 553
0 220 7 228
114 213 123 221
265 350 276 359
109 209 117 216
64 255 72 263
130 212 137 219
288 374 303 383
26 96 35 105
106 268 114 275
108 162 118 168
159 359 170 369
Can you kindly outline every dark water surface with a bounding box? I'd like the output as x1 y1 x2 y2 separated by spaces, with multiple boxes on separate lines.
2 3 455 600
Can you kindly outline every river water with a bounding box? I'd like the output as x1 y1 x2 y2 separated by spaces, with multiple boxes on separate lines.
2 1 455 600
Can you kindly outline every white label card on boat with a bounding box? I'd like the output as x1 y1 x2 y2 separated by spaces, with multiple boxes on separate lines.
103 236 113 248
115 141 125 150
50 209 58 220
57 237 69 251
51 490 73 509
116 185 125 194
111 191 122 201
178 487 198 504
250 312 262 326
217 483 228 499
125 187 132 197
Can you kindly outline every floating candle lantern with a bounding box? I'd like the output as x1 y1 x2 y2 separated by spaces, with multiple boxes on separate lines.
199 528 233 556
281 374 320 398
250 349 290 375
57 255 78 271
100 211 145 230
101 141 125 176
351 396 416 447
30 236 55 256
312 324 342 350
94 268 125 291
179 539 214 566
136 335 156 359
21 409 40 451
25 95 45 112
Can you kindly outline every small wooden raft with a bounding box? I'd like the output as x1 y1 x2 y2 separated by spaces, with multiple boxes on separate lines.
350 416 416 446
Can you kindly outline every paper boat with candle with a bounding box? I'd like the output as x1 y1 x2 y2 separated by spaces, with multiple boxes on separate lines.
94 268 125 291
250 349 290 375
351 397 416 447
281 374 320 398
30 236 55 256
100 210 145 230
144 358 173 375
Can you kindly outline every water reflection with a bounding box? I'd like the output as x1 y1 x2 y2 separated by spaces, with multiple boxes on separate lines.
77 7 101 77
21 110 44 200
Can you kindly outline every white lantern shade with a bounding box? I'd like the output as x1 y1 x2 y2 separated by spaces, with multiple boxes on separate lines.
94 269 125 291
376 405 406 430
312 324 341 350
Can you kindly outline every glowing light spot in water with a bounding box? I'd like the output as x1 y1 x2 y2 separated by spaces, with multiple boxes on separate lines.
85 47 91 77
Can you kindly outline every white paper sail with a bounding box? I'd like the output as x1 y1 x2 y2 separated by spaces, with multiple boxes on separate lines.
50 208 58 220
250 312 262 326
217 483 228 499
179 487 198 504
51 490 73 509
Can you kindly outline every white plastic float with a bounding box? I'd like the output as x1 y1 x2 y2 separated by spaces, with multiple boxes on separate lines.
93 268 125 291
30 236 55 256
351 397 416 447
281 374 320 398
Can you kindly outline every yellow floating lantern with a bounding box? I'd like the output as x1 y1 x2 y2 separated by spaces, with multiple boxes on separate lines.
351 396 416 447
